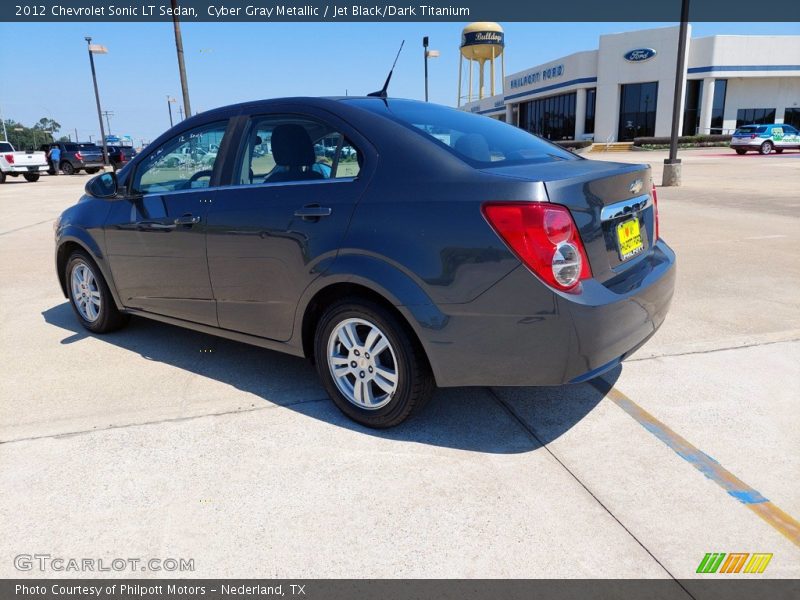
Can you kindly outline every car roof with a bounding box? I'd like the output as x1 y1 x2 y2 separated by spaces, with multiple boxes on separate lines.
181 96 426 123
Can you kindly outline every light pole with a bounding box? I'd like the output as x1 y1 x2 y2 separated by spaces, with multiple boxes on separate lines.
85 37 109 167
422 37 440 102
167 96 176 127
663 0 690 186
171 0 192 118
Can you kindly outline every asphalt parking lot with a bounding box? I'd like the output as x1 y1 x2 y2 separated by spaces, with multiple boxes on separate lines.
0 148 798 581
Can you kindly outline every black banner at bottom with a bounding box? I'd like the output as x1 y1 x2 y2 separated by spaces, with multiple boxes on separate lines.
3 579 800 600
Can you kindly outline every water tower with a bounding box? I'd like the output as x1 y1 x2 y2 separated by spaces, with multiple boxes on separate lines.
458 22 505 106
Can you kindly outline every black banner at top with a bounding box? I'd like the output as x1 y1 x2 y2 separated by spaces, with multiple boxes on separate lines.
3 0 800 22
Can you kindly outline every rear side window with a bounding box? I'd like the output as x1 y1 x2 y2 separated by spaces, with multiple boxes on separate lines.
234 115 361 186
347 98 576 166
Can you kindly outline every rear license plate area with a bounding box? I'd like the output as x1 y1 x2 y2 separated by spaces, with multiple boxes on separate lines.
616 217 643 261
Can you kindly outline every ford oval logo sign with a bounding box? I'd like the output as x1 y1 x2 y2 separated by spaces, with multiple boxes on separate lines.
624 48 657 62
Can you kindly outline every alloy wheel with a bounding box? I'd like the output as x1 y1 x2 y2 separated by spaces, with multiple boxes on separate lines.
70 262 102 322
327 318 399 410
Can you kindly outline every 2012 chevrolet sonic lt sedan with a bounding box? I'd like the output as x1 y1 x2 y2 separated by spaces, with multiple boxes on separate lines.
55 97 675 428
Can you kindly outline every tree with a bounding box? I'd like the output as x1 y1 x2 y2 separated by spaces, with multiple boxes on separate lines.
34 117 61 134
3 118 55 151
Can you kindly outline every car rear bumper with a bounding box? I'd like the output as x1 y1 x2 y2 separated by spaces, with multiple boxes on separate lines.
5 165 49 173
413 240 676 387
730 140 761 148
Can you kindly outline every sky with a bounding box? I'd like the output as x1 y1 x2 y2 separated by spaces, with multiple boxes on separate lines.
1 21 798 144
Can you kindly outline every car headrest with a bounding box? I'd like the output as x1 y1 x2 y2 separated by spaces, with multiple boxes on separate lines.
271 124 315 168
454 134 490 162
254 135 262 145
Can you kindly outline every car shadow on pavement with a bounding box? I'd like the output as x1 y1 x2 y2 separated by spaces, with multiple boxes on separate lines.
42 302 617 454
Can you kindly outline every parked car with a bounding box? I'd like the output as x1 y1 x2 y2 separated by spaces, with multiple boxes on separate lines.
107 145 137 171
0 141 49 183
730 123 800 155
40 142 105 174
54 97 675 428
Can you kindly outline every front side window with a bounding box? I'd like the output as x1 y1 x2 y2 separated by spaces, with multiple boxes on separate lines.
132 121 228 194
234 115 361 186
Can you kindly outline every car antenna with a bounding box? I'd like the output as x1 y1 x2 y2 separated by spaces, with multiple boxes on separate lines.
368 40 405 99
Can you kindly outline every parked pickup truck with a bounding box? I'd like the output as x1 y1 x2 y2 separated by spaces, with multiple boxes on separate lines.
0 141 49 183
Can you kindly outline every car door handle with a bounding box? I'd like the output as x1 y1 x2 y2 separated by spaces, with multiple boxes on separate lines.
294 205 332 221
174 215 201 226
137 220 175 231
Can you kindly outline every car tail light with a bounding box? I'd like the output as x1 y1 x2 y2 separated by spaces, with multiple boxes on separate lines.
651 184 660 241
4 154 13 164
482 202 591 292
75 151 84 161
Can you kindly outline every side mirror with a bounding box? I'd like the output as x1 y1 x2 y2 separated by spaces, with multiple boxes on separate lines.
85 171 118 199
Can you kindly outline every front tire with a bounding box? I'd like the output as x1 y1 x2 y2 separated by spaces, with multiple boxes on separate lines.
61 161 75 175
65 250 129 333
23 174 40 182
760 141 773 155
775 148 784 154
314 299 434 428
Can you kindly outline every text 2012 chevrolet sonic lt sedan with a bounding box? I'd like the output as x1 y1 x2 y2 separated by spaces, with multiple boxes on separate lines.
55 97 675 428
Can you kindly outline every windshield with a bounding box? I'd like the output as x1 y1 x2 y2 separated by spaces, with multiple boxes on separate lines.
346 98 577 166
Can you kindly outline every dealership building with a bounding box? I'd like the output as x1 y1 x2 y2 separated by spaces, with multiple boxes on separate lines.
461 26 800 142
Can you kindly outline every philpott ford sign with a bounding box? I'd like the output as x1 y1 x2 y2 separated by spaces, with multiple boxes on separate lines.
509 64 565 89
624 48 657 62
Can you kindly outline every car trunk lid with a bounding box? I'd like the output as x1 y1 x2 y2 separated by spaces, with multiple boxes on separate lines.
482 159 655 284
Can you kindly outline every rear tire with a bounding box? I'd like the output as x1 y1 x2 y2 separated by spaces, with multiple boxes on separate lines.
61 161 75 175
85 168 101 174
23 174 40 182
775 148 784 154
314 298 434 428
65 250 129 333
0 171 6 184
734 149 747 155
759 141 773 155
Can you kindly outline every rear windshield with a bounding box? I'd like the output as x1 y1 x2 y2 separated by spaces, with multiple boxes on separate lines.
78 143 100 150
0 142 13 152
346 98 577 166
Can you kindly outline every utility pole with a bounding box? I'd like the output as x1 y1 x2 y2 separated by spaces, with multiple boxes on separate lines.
663 0 690 187
0 104 7 141
74 128 78 142
178 105 184 121
171 0 192 118
102 110 114 135
166 96 175 127
422 37 440 102
85 37 109 166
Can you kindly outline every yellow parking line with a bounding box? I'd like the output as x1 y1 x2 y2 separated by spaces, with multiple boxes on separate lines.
591 382 800 549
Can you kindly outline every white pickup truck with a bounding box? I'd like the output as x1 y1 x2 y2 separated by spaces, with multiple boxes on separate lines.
0 141 50 183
